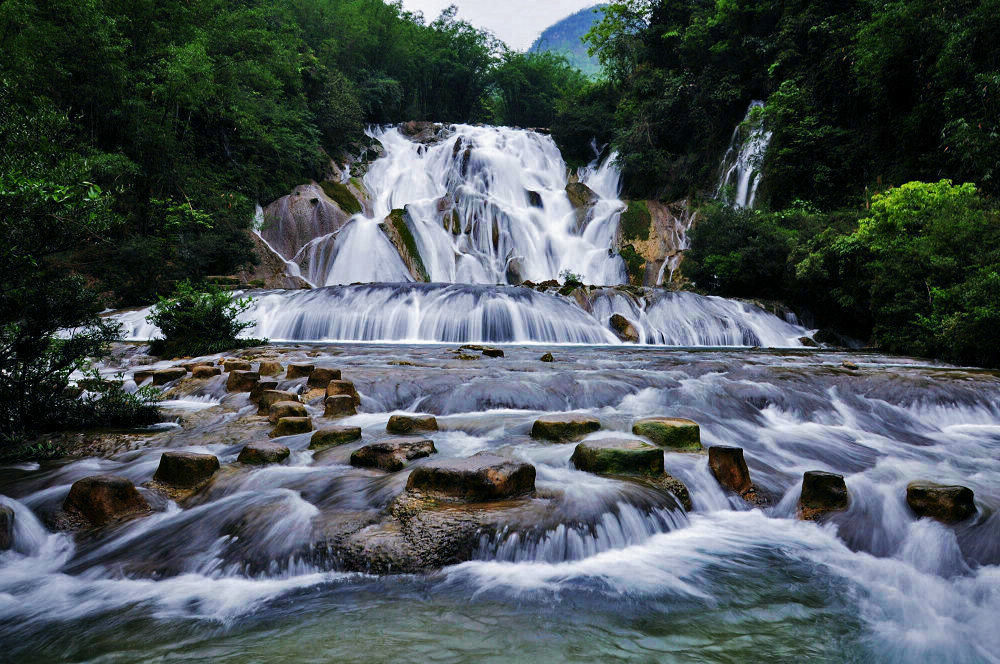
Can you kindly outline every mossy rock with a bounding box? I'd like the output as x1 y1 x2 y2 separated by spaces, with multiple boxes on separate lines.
620 200 652 243
531 414 601 442
632 417 702 451
571 439 664 476
270 416 313 438
619 244 646 286
310 426 362 451
320 180 362 215
382 209 430 282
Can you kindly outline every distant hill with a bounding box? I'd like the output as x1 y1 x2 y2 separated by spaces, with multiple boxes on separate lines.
529 5 606 77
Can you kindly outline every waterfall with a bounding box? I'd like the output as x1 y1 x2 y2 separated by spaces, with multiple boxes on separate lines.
716 101 772 208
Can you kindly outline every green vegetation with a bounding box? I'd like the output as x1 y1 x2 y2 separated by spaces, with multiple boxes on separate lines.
619 244 646 285
387 210 430 282
146 281 264 358
531 5 607 77
320 181 363 216
619 201 651 242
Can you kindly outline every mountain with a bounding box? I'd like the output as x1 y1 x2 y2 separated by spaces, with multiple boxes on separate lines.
529 5 606 77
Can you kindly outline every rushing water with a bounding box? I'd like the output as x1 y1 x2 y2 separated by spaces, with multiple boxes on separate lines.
1 344 998 662
716 101 772 208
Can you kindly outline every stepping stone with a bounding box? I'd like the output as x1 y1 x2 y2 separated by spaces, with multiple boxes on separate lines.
308 367 342 388
223 359 251 372
310 426 362 450
325 395 358 418
708 446 768 505
387 414 438 434
153 451 220 487
268 400 308 423
250 380 279 405
482 348 504 358
270 416 313 438
258 360 283 376
406 453 536 500
258 390 298 415
571 439 664 476
326 379 360 405
63 475 150 526
798 471 848 520
906 482 976 523
191 365 222 378
350 438 436 472
152 368 186 385
226 370 260 392
531 414 600 442
632 417 702 451
238 441 291 465
286 363 315 379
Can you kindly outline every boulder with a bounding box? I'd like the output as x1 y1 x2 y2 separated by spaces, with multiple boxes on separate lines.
258 390 299 416
798 336 819 348
565 182 598 230
406 453 536 500
191 365 222 379
238 441 291 465
152 368 187 386
387 414 438 434
226 370 260 392
223 359 252 372
308 367 342 388
286 363 315 379
268 400 308 423
326 379 361 405
632 417 702 451
350 438 437 472
531 414 601 442
526 190 543 208
0 505 13 550
258 360 283 376
540 352 554 362
708 446 752 494
152 451 220 487
798 471 849 520
310 426 363 450
270 416 313 438
906 482 976 523
609 313 640 343
482 348 504 358
249 380 279 405
62 475 150 526
325 395 358 418
842 360 859 371
133 370 154 384
571 439 664 476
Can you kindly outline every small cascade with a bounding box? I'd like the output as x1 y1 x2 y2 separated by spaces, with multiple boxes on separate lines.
716 101 772 208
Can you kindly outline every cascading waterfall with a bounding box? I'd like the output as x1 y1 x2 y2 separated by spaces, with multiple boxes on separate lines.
716 101 772 208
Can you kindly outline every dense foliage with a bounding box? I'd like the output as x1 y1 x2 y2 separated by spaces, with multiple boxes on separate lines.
147 281 263 358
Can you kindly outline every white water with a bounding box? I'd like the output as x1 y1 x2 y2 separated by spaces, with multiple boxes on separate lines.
716 101 772 208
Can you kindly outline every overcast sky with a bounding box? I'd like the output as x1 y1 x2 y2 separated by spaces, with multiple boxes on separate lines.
394 0 601 50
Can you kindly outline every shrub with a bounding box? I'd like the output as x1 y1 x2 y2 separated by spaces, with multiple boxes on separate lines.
146 281 266 357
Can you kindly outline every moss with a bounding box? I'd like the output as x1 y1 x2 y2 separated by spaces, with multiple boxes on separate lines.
320 180 362 215
620 200 652 242
389 209 430 282
571 440 664 476
632 417 702 451
619 244 646 285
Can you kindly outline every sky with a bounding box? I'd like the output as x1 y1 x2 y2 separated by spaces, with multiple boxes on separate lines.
394 0 601 51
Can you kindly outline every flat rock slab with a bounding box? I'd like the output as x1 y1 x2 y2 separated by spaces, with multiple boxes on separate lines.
226 370 260 392
62 475 150 526
268 400 308 423
571 439 664 476
223 359 252 372
531 414 600 442
350 438 437 472
238 441 291 465
310 426 363 450
387 414 438 434
799 470 848 520
906 482 976 523
153 451 220 487
270 416 313 438
632 417 702 451
406 453 536 500
152 368 187 386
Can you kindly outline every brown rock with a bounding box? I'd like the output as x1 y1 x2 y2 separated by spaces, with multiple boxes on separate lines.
62 475 150 526
152 368 187 386
540 352 554 362
223 359 252 372
708 446 752 494
906 482 976 523
386 414 438 434
226 370 260 392
406 453 536 501
0 505 13 550
286 364 315 379
268 400 308 423
310 426 362 450
258 390 299 415
326 379 360 405
270 416 313 437
133 370 154 384
324 395 358 418
191 365 222 379
152 451 220 487
609 313 640 343
531 414 600 442
798 471 849 520
238 441 291 465
249 380 279 405
350 438 436 472
308 367 342 388
258 360 283 376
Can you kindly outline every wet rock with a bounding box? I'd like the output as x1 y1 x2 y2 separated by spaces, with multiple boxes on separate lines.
798 471 849 520
152 451 220 487
249 379 279 403
565 182 598 230
310 426 362 450
571 439 664 476
270 416 313 438
238 441 291 465
308 367 342 388
387 414 438 434
350 438 437 472
531 414 601 442
223 359 252 372
286 363 315 379
906 482 976 523
708 446 768 505
407 453 535 500
632 417 702 451
152 368 186 386
133 369 154 384
268 400 308 423
258 360 283 376
609 313 640 343
326 379 360 405
540 352 554 362
258 390 299 416
226 370 260 392
0 505 13 550
63 475 150 526
481 348 504 358
191 365 222 379
798 336 819 347
324 395 358 418
526 190 543 208
842 360 859 370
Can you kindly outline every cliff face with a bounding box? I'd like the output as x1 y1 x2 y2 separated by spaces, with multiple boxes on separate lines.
235 232 311 289
614 199 697 287
259 178 368 262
